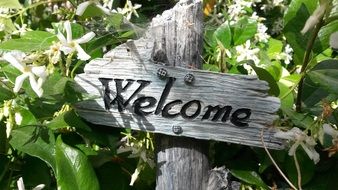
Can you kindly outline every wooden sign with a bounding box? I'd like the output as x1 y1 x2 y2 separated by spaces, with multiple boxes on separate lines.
74 38 283 149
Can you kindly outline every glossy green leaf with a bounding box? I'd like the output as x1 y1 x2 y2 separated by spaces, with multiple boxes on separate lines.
55 136 100 190
250 65 280 96
233 17 257 45
306 70 338 95
230 170 269 189
0 0 22 9
302 59 338 108
9 126 56 172
283 0 318 65
214 22 231 49
0 31 57 52
47 110 91 131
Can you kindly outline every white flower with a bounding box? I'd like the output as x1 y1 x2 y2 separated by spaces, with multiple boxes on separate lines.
103 0 115 10
76 0 112 16
45 42 62 64
235 40 260 64
301 1 330 34
117 0 141 20
329 31 338 49
228 1 252 21
57 21 95 61
17 177 45 190
276 44 293 64
13 23 31 36
255 23 270 43
129 167 140 186
3 51 47 97
14 112 22 125
275 127 320 164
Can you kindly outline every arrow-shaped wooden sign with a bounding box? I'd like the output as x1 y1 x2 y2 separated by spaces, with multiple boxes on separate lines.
75 38 282 149
74 38 283 149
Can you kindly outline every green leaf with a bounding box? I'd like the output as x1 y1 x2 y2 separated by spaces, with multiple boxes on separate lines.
55 136 100 190
233 17 257 45
283 0 318 65
282 108 314 129
214 22 231 49
285 149 315 186
278 82 294 109
265 61 283 81
0 31 57 52
230 170 269 189
306 70 338 95
267 38 283 60
302 59 338 109
22 156 52 189
79 4 106 18
16 106 38 126
47 110 91 131
0 86 14 102
318 20 338 52
9 126 56 172
0 0 22 9
250 65 280 96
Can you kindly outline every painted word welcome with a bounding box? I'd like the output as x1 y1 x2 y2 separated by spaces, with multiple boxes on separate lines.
99 77 252 127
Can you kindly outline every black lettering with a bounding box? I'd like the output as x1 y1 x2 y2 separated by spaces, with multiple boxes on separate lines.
162 100 183 118
181 100 201 119
154 77 176 115
201 105 232 122
230 108 251 127
111 79 151 112
99 78 113 110
133 96 157 116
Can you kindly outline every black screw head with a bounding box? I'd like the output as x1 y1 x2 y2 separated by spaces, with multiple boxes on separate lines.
172 125 183 135
157 68 168 80
184 73 195 85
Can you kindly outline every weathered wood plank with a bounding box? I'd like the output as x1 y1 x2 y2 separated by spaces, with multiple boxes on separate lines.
74 39 282 149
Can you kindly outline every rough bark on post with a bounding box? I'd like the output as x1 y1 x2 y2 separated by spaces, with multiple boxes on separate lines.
147 1 210 189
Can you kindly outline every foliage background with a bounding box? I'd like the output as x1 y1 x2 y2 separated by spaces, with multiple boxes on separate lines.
0 0 337 189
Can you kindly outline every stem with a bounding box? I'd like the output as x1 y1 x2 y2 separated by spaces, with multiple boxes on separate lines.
293 153 302 190
295 20 324 112
65 53 74 77
260 129 298 190
8 0 65 18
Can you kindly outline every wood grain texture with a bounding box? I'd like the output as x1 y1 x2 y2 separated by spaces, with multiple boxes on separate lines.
74 39 282 149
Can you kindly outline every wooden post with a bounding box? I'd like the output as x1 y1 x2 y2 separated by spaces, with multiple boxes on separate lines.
147 1 210 189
